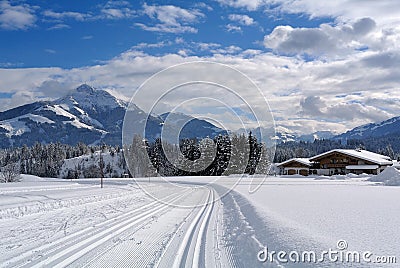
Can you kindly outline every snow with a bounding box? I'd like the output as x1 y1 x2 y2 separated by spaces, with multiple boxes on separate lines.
59 150 125 179
392 160 400 169
24 114 55 124
233 176 400 267
310 149 393 165
1 174 398 267
64 119 95 130
0 114 55 137
0 177 232 267
371 117 399 130
370 166 400 186
66 85 125 110
277 157 313 167
42 104 76 119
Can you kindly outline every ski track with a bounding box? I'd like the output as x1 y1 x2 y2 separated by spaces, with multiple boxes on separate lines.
0 184 143 219
4 188 190 268
171 188 212 268
0 179 279 268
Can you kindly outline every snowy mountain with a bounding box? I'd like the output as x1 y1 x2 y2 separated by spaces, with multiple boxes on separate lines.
0 84 226 148
0 84 127 147
159 112 227 142
334 116 400 141
242 126 335 144
297 131 335 142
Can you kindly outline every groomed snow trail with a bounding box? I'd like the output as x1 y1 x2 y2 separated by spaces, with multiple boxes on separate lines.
1 177 283 267
0 178 235 267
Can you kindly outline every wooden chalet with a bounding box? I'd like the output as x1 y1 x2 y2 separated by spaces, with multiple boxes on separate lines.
276 158 314 176
309 149 392 175
277 149 393 176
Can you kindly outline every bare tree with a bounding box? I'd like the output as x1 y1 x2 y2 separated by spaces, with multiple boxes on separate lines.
1 162 21 183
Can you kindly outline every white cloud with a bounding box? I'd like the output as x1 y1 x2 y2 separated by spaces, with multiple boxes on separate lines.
133 41 171 49
0 62 23 68
100 1 136 19
210 45 242 54
216 0 265 11
0 1 37 30
135 23 198 34
226 24 242 32
47 23 70 30
269 0 400 25
44 49 56 54
43 10 92 21
299 96 392 123
137 3 204 33
196 42 221 51
264 18 376 57
81 35 93 40
194 2 213 11
1 44 400 134
175 37 185 44
228 14 255 25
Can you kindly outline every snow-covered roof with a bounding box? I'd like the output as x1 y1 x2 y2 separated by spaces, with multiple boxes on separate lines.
392 160 400 168
277 158 313 167
310 149 392 165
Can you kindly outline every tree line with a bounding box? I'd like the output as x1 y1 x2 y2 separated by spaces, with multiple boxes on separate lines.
1 134 398 181
124 132 271 177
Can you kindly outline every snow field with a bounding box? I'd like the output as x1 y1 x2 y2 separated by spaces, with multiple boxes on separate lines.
233 177 400 267
2 174 399 267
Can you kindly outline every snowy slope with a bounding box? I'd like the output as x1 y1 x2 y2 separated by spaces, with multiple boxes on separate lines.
59 150 127 179
335 115 400 140
0 84 228 148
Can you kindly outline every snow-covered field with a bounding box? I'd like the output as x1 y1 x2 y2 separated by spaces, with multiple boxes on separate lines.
0 174 399 267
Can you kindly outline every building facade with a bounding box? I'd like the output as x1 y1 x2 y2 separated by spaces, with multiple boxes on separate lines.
277 149 393 176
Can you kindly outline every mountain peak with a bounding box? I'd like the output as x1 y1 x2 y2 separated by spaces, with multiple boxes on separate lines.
76 84 95 93
57 84 126 111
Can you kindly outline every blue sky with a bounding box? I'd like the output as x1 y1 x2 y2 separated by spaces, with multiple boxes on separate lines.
0 0 331 68
1 0 400 135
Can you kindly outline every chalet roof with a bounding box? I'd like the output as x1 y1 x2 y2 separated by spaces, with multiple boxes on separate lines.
277 158 313 167
309 149 392 165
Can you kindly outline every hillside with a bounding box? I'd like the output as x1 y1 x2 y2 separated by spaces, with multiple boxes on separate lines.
0 85 226 148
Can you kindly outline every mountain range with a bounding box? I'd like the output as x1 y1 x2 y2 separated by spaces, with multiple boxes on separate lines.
334 116 400 141
0 84 399 148
0 85 225 148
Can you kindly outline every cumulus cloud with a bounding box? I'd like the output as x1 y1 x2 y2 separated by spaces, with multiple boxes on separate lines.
300 96 392 123
226 24 242 32
300 96 325 116
0 1 37 30
100 1 136 19
137 3 204 33
228 14 255 25
1 44 399 133
216 0 265 11
264 18 376 57
269 0 400 25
